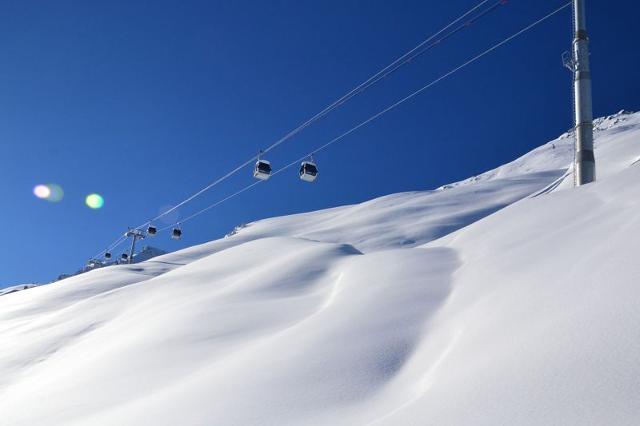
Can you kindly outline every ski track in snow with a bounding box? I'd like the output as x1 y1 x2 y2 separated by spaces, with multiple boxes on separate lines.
1 111 640 425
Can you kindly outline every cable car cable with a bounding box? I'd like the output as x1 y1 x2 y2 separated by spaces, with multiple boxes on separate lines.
91 235 127 259
368 0 509 85
155 1 572 232
92 0 506 258
133 0 506 230
93 0 569 260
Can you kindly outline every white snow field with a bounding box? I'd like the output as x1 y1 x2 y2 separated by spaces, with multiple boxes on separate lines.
1 111 639 425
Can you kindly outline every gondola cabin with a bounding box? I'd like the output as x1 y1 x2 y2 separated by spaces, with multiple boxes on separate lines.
171 228 182 240
253 159 272 180
299 161 318 182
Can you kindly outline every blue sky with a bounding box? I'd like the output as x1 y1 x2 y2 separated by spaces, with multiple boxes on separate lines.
1 0 638 286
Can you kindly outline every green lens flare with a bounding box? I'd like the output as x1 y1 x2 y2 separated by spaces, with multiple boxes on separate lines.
46 184 65 202
85 193 104 209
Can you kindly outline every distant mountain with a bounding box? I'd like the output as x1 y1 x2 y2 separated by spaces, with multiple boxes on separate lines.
131 245 168 263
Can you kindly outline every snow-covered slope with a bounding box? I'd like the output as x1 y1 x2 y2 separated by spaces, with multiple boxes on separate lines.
227 110 638 252
1 111 639 425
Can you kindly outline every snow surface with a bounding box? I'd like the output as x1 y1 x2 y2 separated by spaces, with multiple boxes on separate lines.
1 111 639 425
0 285 38 297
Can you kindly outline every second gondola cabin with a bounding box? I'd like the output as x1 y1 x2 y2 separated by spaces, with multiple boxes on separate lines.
253 159 272 180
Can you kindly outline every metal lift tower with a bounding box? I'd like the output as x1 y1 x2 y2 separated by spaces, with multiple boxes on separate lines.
124 228 145 264
571 0 595 185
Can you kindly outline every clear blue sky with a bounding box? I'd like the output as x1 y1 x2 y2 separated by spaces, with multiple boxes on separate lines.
1 0 638 286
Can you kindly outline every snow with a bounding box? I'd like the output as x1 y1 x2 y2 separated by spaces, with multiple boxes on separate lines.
0 285 38 297
1 111 639 425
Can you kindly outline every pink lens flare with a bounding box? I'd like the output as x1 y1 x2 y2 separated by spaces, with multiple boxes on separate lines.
33 183 64 202
33 185 51 199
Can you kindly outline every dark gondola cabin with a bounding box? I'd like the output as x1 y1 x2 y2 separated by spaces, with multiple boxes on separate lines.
171 228 182 240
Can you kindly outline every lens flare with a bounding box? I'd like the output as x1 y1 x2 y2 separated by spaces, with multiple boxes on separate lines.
85 193 104 209
46 184 65 202
33 183 64 202
33 185 51 199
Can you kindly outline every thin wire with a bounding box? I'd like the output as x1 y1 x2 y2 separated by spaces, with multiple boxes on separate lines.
91 235 126 259
363 0 507 86
108 237 129 255
158 181 264 232
137 0 504 228
158 1 572 232
255 0 503 154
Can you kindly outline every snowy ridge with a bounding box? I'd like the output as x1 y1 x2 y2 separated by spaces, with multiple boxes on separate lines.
0 111 639 425
0 285 38 297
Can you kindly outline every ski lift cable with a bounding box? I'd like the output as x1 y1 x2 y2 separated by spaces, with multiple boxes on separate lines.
251 0 506 156
361 0 508 87
91 225 151 259
157 180 265 232
156 1 572 233
91 235 127 259
134 0 506 229
91 0 505 259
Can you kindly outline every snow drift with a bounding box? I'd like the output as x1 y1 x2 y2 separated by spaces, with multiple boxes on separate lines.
1 111 639 425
